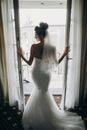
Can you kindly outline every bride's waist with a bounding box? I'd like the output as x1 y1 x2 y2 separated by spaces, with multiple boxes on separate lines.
32 68 50 74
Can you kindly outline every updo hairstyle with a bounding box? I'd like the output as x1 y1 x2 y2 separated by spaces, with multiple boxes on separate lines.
34 22 49 38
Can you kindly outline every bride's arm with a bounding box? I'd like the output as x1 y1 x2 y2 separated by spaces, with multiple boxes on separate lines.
58 46 70 64
52 46 70 64
18 45 34 65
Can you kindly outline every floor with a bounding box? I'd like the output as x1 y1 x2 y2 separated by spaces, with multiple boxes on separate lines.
0 104 24 130
0 96 87 130
24 94 62 107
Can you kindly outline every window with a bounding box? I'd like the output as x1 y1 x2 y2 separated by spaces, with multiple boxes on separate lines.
19 9 66 95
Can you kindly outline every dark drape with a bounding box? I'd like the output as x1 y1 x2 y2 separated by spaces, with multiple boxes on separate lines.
80 0 87 107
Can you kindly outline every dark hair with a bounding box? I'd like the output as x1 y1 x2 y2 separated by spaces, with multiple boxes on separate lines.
34 22 48 38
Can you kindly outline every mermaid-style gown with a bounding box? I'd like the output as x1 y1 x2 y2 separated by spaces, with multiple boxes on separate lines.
22 58 86 130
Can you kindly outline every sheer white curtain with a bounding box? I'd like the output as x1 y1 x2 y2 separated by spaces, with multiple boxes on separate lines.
65 0 83 109
1 0 23 109
0 1 8 104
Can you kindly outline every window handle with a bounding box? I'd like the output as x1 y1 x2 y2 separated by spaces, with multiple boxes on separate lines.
68 57 73 60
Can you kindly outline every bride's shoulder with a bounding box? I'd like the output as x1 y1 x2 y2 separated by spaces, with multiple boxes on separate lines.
30 43 43 53
30 44 37 53
31 43 36 47
31 43 37 49
31 43 42 47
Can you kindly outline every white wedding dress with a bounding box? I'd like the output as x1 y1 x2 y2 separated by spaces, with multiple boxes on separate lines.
22 57 86 130
22 32 86 130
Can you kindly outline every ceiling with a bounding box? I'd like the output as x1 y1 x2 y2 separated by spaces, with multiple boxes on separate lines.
19 0 67 9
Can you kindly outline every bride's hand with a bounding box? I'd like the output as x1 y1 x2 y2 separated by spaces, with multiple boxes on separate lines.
18 47 25 57
63 46 70 56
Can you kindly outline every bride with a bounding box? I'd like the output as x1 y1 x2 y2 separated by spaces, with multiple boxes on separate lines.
18 22 86 130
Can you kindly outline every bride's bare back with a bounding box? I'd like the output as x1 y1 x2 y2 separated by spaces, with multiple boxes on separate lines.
31 43 44 59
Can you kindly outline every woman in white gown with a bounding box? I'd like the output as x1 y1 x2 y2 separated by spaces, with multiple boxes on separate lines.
18 22 86 130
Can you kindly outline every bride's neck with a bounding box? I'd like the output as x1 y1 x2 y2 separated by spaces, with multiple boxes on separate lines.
39 39 44 45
